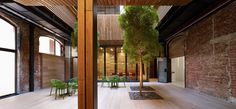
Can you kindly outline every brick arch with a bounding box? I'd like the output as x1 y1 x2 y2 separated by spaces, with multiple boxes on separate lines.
168 33 186 58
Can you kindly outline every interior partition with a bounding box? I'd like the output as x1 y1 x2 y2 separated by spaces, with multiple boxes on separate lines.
41 54 65 88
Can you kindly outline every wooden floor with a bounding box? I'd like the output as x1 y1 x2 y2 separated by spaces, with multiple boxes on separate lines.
0 89 78 109
0 82 236 109
98 82 236 109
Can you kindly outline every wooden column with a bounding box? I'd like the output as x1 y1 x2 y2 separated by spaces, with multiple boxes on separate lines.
78 0 97 109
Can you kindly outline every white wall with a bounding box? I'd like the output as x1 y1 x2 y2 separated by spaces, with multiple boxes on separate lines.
171 56 185 87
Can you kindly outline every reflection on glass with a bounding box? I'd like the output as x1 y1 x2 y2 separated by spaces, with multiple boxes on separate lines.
106 47 115 76
137 64 148 81
73 58 78 78
97 47 104 80
96 46 148 81
127 57 136 81
117 47 125 77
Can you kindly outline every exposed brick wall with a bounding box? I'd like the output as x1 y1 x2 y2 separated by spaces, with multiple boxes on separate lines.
170 1 236 101
34 27 52 90
0 9 30 93
34 27 66 90
0 9 67 94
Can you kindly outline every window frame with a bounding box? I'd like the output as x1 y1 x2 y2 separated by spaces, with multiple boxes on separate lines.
0 17 17 98
39 36 63 56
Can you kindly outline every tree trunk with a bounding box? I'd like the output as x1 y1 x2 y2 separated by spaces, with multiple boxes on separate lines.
139 58 143 96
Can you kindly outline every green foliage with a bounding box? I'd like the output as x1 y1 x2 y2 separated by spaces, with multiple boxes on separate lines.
118 6 163 64
71 22 78 48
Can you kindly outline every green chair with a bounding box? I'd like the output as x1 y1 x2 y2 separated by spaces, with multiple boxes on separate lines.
50 79 60 96
101 77 110 87
110 75 120 88
120 76 126 87
68 77 78 95
55 80 67 99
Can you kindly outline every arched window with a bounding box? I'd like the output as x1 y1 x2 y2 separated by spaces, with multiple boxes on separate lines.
0 18 16 97
39 36 63 56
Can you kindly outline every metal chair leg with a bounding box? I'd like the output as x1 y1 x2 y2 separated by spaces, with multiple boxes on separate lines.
50 87 53 96
55 89 57 99
62 89 65 99
101 82 104 87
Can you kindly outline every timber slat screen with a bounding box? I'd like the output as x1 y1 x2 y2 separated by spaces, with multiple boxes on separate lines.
14 0 77 28
97 0 190 6
14 0 76 6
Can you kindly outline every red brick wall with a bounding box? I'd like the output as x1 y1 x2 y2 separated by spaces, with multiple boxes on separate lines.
171 1 236 100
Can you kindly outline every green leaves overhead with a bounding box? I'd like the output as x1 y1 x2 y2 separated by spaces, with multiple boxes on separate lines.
71 21 78 48
119 6 163 64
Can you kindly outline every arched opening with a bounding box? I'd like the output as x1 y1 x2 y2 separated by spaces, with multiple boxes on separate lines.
39 36 63 56
0 18 16 97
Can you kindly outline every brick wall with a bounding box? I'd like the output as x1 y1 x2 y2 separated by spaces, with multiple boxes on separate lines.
170 1 236 101
0 9 30 93
0 9 67 94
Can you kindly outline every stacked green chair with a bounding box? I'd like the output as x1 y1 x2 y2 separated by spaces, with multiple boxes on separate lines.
110 75 120 87
101 76 110 87
55 80 67 99
49 79 67 99
68 77 78 95
49 79 60 96
120 76 126 87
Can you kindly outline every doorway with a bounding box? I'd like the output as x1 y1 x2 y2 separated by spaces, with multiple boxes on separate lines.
171 56 185 88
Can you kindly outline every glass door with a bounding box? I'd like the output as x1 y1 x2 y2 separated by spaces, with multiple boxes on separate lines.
106 47 115 76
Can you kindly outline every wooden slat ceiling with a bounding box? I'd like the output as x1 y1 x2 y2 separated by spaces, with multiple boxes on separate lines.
46 6 76 28
14 0 77 28
14 0 76 6
98 0 190 6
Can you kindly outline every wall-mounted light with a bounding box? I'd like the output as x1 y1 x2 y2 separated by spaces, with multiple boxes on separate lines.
100 47 103 50
110 48 114 51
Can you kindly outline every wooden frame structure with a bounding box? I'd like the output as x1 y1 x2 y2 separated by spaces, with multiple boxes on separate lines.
78 0 97 109
77 0 192 109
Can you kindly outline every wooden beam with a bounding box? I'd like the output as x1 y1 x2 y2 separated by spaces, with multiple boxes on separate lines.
78 0 97 109
78 0 85 108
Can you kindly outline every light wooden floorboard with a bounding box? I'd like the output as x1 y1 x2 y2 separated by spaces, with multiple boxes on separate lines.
0 89 78 109
0 82 236 109
98 82 236 109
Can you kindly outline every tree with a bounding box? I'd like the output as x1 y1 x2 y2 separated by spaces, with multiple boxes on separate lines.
71 22 78 48
119 6 163 96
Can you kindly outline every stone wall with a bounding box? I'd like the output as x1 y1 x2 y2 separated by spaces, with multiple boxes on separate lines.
169 1 236 101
